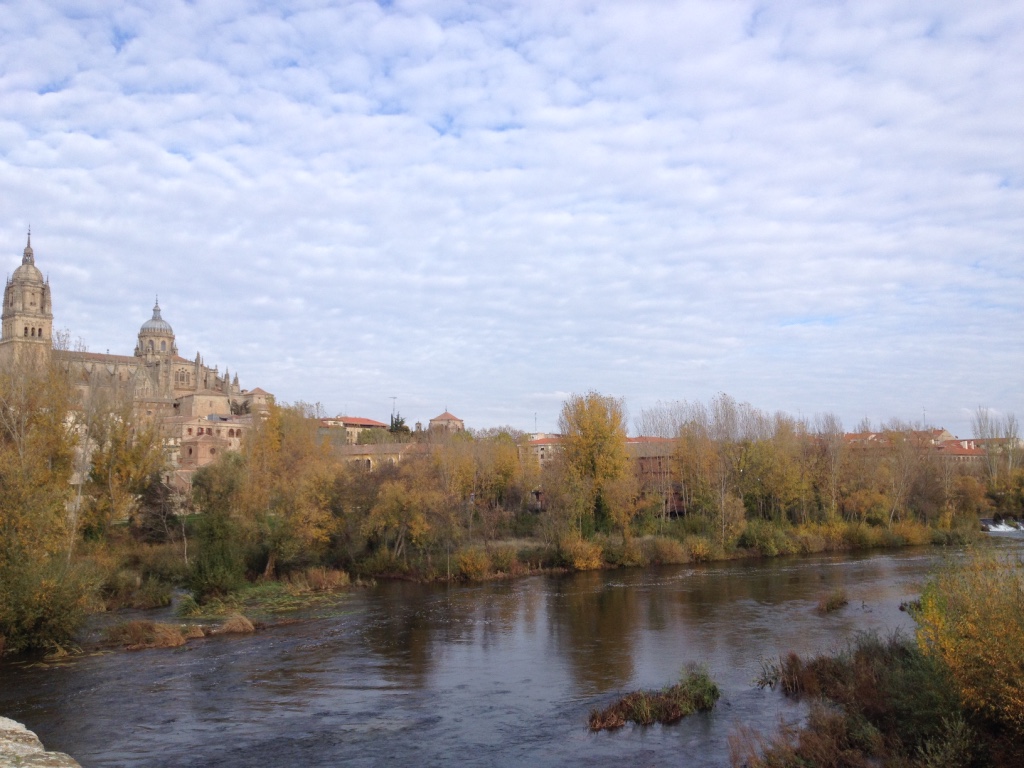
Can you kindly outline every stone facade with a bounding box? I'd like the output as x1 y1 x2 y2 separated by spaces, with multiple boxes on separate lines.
1 234 272 485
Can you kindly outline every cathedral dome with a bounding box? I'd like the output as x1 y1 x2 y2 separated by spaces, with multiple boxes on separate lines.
140 300 173 335
12 262 43 282
12 235 43 283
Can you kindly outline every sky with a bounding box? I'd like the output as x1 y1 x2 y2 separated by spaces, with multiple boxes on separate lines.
1 0 1021 438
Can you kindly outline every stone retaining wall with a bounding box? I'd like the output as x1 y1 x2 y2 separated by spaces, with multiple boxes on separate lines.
0 717 81 767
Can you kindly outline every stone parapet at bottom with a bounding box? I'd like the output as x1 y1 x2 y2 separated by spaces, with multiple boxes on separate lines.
0 717 81 767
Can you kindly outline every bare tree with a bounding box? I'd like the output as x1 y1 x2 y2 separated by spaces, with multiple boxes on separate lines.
814 412 845 519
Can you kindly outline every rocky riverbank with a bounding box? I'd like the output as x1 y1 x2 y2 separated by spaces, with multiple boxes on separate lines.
0 717 80 767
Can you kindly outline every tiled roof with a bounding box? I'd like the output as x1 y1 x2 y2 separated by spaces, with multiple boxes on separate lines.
325 416 388 428
528 437 562 446
431 411 461 421
935 440 985 457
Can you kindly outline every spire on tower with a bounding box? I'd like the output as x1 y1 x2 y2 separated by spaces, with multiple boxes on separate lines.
23 227 34 265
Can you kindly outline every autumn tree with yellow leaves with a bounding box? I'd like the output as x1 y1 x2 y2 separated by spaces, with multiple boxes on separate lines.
916 550 1024 739
0 349 95 653
553 391 637 538
192 401 340 583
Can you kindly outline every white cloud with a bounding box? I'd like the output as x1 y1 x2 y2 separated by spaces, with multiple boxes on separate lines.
0 0 1020 436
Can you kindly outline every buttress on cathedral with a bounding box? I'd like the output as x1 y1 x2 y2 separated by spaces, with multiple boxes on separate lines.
1 233 272 487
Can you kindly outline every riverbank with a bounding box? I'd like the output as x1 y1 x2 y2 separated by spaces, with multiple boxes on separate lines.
354 517 981 584
0 717 81 767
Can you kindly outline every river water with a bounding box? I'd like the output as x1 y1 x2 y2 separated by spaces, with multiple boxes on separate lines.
1 543 1016 767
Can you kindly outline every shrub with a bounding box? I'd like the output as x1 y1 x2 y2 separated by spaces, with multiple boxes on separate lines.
887 519 931 547
105 620 188 650
745 632 967 766
456 548 492 580
642 536 688 565
0 560 97 655
102 569 173 610
683 535 714 563
816 587 848 614
815 520 850 551
589 663 720 731
599 535 649 568
737 520 797 557
516 543 560 570
216 614 255 635
619 538 648 567
357 548 407 577
916 551 1024 738
188 512 246 600
792 530 824 554
488 544 520 574
559 536 603 571
843 522 883 550
134 576 173 609
132 543 191 584
176 594 202 617
286 567 349 593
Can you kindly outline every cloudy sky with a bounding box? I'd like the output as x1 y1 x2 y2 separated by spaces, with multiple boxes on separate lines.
2 1 1021 437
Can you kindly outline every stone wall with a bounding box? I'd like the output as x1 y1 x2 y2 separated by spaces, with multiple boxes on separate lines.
0 717 81 767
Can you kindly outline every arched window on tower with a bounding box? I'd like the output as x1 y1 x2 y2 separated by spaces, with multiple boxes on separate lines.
23 327 28 336
161 341 167 352
147 341 154 353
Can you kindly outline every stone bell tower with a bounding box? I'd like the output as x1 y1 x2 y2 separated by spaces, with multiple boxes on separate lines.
1 231 53 353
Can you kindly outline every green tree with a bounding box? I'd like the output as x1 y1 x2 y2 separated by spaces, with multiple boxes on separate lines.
555 391 635 537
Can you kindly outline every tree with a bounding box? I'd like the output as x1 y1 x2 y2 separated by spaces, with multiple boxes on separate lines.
237 402 339 577
555 391 634 537
973 407 1001 486
361 456 445 564
390 412 410 435
80 395 167 538
0 347 95 653
814 412 845 520
188 401 340 583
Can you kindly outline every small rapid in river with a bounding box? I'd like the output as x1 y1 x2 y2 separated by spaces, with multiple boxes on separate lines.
1 543 1016 768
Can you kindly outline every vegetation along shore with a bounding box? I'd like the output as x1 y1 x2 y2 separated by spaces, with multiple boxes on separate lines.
1 348 1021 656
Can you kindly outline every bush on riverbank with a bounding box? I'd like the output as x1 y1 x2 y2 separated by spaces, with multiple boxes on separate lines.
738 549 1024 768
0 559 98 655
915 550 1024 741
641 536 688 565
739 632 970 766
590 664 720 731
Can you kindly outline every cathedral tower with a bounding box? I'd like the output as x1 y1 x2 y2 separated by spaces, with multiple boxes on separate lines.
1 232 53 350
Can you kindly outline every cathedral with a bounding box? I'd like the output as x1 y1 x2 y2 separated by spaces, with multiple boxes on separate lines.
1 233 272 485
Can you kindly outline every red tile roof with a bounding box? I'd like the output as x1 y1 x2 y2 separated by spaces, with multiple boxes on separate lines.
432 411 461 421
323 416 388 428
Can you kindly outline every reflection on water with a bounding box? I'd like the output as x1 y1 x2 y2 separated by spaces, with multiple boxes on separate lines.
0 545 1009 768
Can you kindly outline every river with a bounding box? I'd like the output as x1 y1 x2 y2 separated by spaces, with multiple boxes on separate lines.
0 542 1017 767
